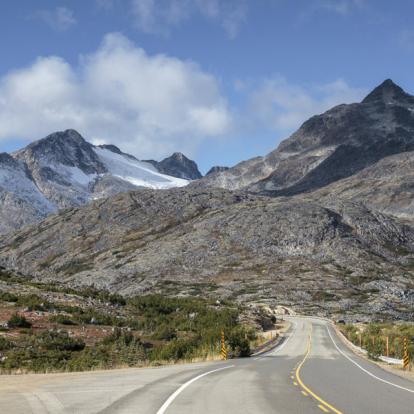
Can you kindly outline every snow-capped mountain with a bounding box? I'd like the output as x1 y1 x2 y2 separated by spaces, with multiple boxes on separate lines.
0 129 193 234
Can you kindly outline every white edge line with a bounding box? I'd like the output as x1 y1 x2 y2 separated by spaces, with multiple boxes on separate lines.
156 365 234 414
326 326 414 394
254 322 297 360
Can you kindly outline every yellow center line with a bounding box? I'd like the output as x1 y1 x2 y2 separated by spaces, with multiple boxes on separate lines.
318 404 330 412
295 323 344 414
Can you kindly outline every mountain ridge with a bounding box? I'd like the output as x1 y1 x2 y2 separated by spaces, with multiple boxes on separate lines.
193 79 414 198
0 130 201 233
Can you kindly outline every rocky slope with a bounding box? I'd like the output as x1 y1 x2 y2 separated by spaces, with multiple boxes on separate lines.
0 153 55 234
193 79 414 196
0 130 199 233
0 187 413 320
303 150 414 222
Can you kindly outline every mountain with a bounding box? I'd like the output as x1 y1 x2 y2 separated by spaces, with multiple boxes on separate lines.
0 129 192 233
194 79 414 196
1 79 414 321
0 186 413 320
145 152 202 180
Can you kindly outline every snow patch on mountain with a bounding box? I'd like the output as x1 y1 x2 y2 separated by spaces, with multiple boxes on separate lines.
94 147 189 189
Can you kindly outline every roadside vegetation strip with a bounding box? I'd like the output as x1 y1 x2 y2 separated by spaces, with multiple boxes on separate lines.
295 324 344 414
326 326 414 394
339 322 413 363
156 365 234 414
0 291 254 373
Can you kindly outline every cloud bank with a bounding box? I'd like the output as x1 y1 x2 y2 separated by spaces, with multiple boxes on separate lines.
0 33 231 158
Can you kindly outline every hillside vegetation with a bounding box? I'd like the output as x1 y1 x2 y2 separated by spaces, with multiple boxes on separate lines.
0 272 257 373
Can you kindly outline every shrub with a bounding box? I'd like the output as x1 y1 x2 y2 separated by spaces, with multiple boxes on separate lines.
49 315 78 325
35 330 85 352
0 337 12 351
7 314 32 328
0 291 18 302
228 328 251 357
150 338 199 361
16 294 52 311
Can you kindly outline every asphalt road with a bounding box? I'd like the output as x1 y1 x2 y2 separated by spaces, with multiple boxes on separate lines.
1 317 413 413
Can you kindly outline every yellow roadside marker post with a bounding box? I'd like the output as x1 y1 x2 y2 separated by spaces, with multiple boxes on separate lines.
221 330 227 360
403 337 410 370
386 336 389 358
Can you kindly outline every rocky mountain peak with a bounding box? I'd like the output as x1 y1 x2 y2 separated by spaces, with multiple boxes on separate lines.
14 129 107 175
362 79 412 105
170 152 185 160
148 152 202 180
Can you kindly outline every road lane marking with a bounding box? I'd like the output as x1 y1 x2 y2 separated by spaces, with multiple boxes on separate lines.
318 404 330 412
301 391 308 396
156 365 234 414
326 326 414 394
296 324 344 414
293 381 298 386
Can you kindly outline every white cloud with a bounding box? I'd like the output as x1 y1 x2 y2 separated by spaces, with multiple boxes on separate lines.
129 0 247 38
0 33 231 159
245 77 367 131
32 7 77 31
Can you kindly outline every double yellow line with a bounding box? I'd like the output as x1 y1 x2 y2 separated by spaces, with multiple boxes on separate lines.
295 324 344 414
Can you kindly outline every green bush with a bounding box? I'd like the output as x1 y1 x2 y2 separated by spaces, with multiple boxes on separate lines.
35 330 85 352
228 328 251 357
7 314 32 328
0 337 13 351
150 338 199 361
16 294 53 311
0 291 18 302
49 315 78 325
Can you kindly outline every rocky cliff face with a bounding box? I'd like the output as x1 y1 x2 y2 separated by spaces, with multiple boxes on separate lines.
0 187 413 320
0 130 193 233
194 80 414 197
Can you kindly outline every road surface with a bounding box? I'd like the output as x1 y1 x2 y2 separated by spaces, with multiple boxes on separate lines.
1 317 413 413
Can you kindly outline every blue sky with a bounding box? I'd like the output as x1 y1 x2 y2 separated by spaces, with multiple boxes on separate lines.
0 0 413 173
